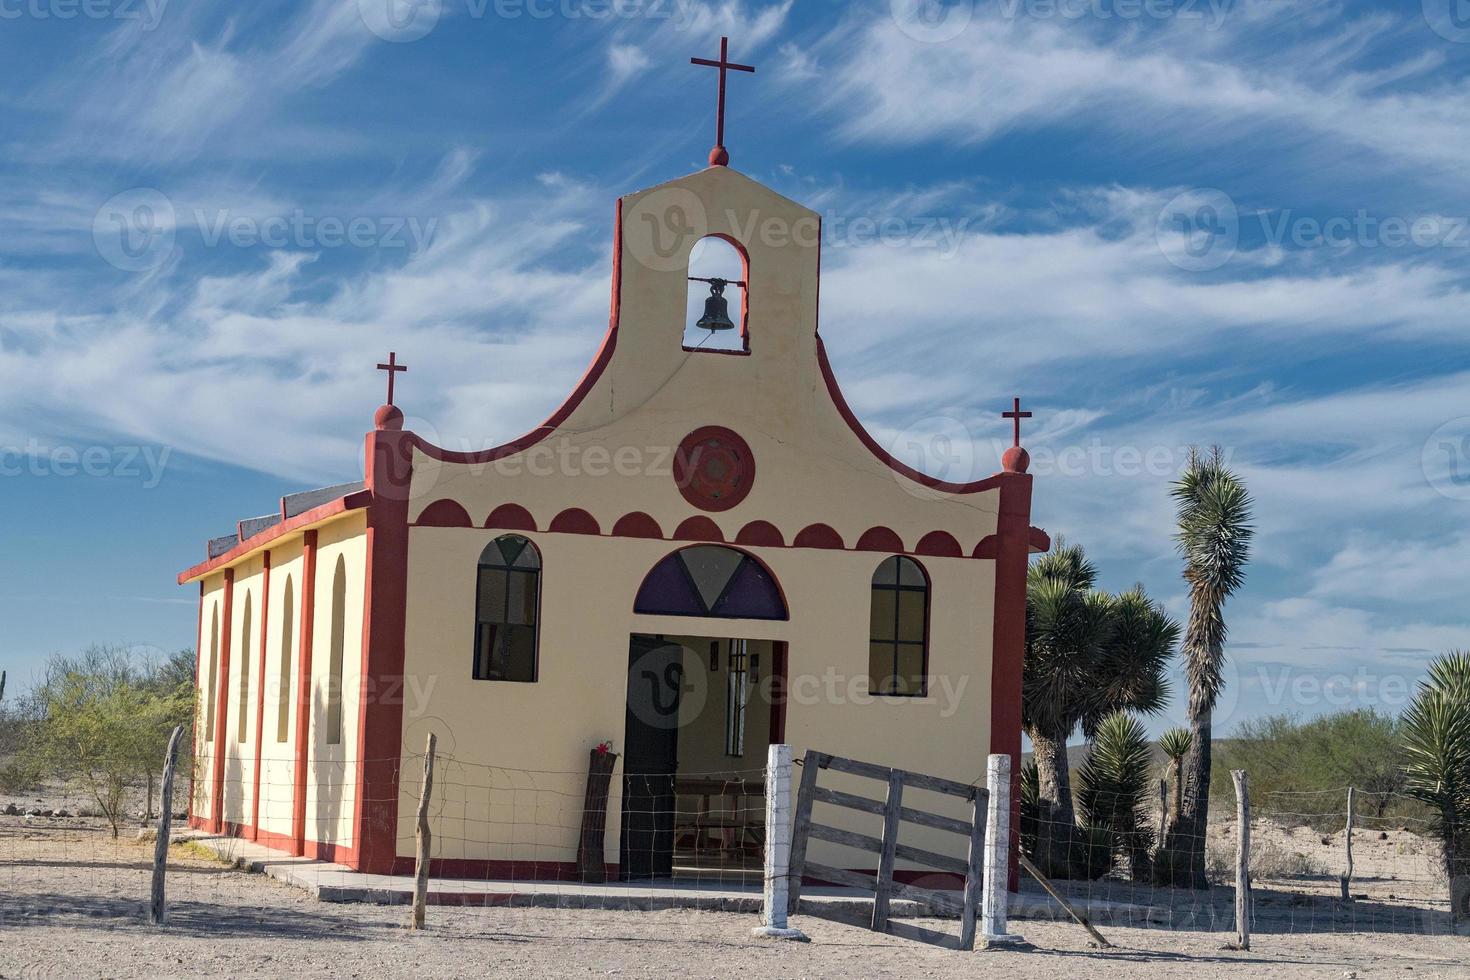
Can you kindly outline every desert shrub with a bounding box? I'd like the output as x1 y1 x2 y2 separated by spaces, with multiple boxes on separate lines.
1212 710 1426 830
16 646 194 835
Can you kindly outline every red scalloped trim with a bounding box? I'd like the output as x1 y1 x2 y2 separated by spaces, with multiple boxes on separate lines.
793 523 844 549
549 508 601 535
416 499 473 527
855 526 905 552
735 520 784 547
673 516 725 542
612 512 663 538
485 503 537 531
915 530 963 558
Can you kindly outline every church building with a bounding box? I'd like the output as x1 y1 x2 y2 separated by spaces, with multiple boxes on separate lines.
180 41 1047 882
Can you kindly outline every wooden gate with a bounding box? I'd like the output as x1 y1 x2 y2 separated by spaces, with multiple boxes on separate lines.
786 750 988 950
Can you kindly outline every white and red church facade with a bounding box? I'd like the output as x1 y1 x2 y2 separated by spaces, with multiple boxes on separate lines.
179 57 1047 881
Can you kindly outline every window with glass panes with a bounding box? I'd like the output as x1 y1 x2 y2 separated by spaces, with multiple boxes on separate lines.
868 556 929 697
473 535 541 683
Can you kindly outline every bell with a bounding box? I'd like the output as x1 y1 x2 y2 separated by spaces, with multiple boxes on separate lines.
695 278 736 332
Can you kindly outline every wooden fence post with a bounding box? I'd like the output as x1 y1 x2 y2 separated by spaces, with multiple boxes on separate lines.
410 732 437 930
785 751 822 915
870 770 905 931
1340 786 1355 901
149 724 185 926
1229 769 1251 951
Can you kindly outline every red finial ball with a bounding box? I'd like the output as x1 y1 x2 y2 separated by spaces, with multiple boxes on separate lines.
1002 445 1030 474
374 404 404 431
709 145 730 166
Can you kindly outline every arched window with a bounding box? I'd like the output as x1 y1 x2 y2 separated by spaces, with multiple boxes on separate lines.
238 592 252 743
474 535 541 683
326 557 347 745
276 575 294 743
869 556 929 697
684 235 748 353
204 605 219 741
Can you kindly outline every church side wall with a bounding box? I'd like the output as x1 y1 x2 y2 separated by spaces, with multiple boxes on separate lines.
221 554 267 829
192 576 228 824
257 540 305 840
304 512 368 852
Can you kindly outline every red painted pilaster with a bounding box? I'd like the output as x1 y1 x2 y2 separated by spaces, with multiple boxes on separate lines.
987 471 1034 892
210 568 236 834
250 552 272 840
292 530 319 856
353 418 415 874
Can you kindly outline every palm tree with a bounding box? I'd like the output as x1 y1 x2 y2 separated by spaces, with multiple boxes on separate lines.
1160 447 1254 888
1024 542 1179 873
1401 651 1470 928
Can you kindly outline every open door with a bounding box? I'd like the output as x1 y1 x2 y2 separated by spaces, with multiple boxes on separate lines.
620 635 683 880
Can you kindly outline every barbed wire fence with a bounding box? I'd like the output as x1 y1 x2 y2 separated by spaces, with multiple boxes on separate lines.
3 741 1465 948
1019 779 1461 941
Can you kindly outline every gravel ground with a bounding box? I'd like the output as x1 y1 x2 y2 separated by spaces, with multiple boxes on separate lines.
1 818 1466 979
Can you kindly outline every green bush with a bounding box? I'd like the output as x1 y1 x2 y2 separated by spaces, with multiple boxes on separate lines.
15 646 195 835
1211 709 1424 830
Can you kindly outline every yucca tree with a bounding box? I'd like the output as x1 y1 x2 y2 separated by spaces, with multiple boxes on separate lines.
1025 542 1179 872
1158 727 1193 825
1401 651 1470 927
1024 542 1109 833
1078 711 1156 879
1160 447 1254 888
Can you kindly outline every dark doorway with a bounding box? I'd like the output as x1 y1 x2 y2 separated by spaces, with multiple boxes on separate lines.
620 635 683 880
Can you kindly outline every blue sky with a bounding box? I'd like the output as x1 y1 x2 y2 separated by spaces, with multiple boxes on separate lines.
2 0 1469 737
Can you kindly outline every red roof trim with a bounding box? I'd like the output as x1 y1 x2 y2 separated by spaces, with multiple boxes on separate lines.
178 490 371 584
815 335 1008 495
413 197 624 466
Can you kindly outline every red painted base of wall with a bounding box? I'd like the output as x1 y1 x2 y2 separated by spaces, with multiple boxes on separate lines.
188 813 358 868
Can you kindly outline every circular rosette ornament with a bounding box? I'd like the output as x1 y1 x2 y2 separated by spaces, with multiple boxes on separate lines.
673 426 755 512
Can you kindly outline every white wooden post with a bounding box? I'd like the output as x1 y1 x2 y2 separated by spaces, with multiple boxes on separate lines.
981 753 1025 948
752 744 808 941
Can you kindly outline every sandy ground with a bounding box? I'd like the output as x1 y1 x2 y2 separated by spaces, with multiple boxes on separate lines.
2 816 1465 980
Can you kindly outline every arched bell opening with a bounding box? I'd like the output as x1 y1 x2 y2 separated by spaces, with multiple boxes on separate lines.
683 235 749 353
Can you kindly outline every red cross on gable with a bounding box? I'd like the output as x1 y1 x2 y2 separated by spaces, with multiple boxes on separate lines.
377 351 407 407
691 36 755 167
1002 397 1032 449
